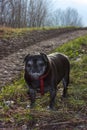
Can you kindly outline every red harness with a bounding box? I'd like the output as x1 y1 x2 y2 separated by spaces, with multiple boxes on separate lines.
39 70 49 95
29 69 50 96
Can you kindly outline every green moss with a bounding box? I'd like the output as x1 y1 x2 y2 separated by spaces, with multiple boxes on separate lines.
54 35 87 112
0 77 27 103
54 36 87 59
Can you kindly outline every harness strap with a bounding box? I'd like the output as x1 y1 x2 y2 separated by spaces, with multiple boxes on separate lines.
40 78 44 95
28 68 50 96
39 69 50 95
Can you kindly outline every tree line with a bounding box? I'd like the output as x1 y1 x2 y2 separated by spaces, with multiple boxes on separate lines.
0 0 83 28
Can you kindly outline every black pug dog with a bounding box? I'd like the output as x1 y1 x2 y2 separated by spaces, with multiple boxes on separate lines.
24 52 70 109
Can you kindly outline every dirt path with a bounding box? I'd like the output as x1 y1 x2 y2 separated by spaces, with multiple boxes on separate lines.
0 29 87 87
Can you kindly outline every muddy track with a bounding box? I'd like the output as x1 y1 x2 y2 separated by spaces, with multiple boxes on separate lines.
0 28 87 88
0 27 86 60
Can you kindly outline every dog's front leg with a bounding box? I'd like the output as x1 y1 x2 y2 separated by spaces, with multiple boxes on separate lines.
29 88 36 108
49 88 56 109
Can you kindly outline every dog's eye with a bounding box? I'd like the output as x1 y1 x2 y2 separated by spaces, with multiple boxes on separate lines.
39 63 44 66
27 64 31 67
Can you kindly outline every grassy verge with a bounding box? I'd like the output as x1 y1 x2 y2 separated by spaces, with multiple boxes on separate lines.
54 36 87 110
0 26 57 39
0 35 87 127
0 26 77 39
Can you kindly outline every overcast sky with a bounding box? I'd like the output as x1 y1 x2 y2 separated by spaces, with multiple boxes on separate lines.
52 0 87 26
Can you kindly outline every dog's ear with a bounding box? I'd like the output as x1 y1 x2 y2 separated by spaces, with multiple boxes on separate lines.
40 53 48 63
23 54 30 63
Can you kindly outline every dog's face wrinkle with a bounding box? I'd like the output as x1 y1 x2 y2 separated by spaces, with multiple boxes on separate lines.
26 57 46 78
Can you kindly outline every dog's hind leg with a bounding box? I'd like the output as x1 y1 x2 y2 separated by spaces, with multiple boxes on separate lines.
62 60 70 98
62 74 69 97
49 88 56 109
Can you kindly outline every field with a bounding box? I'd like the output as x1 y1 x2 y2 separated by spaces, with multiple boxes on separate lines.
0 35 87 129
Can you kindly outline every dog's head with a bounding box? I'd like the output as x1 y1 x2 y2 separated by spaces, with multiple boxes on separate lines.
24 53 49 79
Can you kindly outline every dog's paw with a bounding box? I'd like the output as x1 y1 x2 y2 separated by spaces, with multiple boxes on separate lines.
61 94 68 101
30 103 36 108
26 104 31 109
47 106 56 111
26 103 35 109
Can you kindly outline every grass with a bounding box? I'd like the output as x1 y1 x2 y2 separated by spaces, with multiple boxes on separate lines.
0 26 77 39
0 35 87 127
0 26 56 39
55 36 87 114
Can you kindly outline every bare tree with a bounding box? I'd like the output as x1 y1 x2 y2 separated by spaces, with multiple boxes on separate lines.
27 0 49 27
0 0 9 25
0 0 50 27
8 0 25 28
0 0 28 27
51 8 83 27
0 0 83 28
21 0 28 27
64 8 83 26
